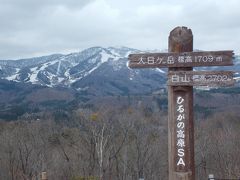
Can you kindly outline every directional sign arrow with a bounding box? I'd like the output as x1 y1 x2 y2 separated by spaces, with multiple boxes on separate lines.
128 50 234 68
168 71 235 86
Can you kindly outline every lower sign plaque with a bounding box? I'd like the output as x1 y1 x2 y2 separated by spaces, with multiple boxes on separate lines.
168 71 235 87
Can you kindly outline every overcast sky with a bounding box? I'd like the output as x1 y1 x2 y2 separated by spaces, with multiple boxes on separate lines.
0 0 240 59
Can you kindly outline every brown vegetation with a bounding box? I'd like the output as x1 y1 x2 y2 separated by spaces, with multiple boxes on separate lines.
0 106 239 180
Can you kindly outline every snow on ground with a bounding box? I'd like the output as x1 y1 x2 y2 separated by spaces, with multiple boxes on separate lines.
6 68 20 81
100 51 112 63
29 60 59 84
29 67 39 83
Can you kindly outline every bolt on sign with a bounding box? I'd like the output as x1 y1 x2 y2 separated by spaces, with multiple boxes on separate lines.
128 26 235 180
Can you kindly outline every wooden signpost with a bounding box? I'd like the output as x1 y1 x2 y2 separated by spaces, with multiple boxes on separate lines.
128 26 235 180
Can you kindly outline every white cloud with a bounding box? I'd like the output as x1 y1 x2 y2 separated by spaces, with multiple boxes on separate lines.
0 0 240 59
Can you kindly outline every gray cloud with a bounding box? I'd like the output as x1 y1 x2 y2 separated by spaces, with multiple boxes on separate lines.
0 0 240 59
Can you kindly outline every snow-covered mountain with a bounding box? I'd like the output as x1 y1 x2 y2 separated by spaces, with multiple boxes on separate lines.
0 47 239 121
0 47 167 96
0 46 239 96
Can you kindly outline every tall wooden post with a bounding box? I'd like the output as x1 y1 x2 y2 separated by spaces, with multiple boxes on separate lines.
168 27 195 180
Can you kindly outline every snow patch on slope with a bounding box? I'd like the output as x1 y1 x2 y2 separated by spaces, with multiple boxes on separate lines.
6 68 20 81
100 51 112 63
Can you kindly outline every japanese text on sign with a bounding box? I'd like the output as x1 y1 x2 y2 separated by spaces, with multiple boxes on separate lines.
176 96 186 167
137 55 222 65
168 71 235 86
128 50 233 68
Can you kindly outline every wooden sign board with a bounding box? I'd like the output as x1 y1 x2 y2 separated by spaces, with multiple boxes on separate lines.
128 50 233 68
168 71 235 86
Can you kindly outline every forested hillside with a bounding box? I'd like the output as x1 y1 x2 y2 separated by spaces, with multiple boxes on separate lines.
0 90 239 179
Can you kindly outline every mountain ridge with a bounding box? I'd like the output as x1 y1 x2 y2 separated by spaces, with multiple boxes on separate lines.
0 46 239 121
0 47 167 96
0 46 239 96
